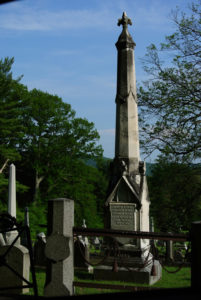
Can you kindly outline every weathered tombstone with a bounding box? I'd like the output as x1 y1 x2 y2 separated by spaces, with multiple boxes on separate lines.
74 237 88 268
44 198 74 297
33 232 47 267
74 220 93 273
94 12 161 285
0 244 30 294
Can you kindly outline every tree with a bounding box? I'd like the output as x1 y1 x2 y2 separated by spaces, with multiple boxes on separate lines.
93 157 111 220
0 56 106 232
148 157 201 232
138 1 201 162
19 88 103 204
0 57 28 206
0 57 26 170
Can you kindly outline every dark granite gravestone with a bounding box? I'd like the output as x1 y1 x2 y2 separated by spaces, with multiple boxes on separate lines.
0 245 30 294
33 232 47 267
74 238 89 269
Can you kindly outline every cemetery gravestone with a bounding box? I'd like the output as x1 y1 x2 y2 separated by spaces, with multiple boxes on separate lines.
0 244 30 294
34 232 47 267
74 219 91 272
44 198 74 297
74 238 88 269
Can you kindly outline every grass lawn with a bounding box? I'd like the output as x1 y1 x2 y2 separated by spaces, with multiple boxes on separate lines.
28 266 191 296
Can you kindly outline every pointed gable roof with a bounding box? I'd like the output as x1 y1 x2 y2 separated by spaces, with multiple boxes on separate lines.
105 175 141 209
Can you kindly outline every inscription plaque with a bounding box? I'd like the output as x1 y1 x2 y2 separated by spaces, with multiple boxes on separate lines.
110 203 136 245
110 204 135 230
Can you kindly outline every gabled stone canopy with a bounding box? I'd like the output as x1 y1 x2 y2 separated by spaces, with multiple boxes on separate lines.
105 175 141 209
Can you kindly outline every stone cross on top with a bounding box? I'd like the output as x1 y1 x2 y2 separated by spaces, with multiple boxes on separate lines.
117 12 132 28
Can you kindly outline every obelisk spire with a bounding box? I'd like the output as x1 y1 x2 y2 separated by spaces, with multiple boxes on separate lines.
114 12 140 177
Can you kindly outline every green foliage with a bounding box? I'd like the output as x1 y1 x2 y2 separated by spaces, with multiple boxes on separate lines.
0 174 8 196
148 156 201 232
138 0 201 162
93 157 111 220
0 57 26 164
17 88 103 203
28 202 47 240
0 56 107 235
0 57 29 204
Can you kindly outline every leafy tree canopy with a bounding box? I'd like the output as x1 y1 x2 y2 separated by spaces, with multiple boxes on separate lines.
18 88 102 203
0 57 26 169
138 0 201 162
0 57 28 203
148 156 201 232
0 57 105 233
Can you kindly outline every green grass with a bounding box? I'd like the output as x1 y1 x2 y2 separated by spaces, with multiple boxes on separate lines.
28 266 191 296
74 267 191 294
153 266 191 288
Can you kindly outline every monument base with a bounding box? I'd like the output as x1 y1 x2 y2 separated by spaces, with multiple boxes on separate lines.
94 260 161 285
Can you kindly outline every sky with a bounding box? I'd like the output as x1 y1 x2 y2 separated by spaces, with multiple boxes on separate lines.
0 0 193 161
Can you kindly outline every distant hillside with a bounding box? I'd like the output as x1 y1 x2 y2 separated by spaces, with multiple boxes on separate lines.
86 158 154 176
85 157 112 168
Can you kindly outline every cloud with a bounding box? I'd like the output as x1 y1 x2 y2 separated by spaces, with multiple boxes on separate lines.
50 50 82 56
98 129 115 136
0 0 173 33
0 3 115 32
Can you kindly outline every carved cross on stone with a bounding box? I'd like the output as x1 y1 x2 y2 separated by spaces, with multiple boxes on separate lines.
117 12 132 28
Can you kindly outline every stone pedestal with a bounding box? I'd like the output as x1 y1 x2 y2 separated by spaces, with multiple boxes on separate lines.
94 243 162 285
94 260 161 285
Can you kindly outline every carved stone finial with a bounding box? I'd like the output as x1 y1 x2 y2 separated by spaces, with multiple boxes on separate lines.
117 12 132 28
116 11 135 49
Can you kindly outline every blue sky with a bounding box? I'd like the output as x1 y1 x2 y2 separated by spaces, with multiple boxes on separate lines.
0 0 192 161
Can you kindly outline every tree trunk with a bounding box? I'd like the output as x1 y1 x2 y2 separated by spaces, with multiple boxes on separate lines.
33 171 44 202
0 159 10 174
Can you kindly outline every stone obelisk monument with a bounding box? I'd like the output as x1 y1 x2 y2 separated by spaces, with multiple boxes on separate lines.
95 12 161 284
7 163 19 245
8 164 16 219
105 12 150 241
